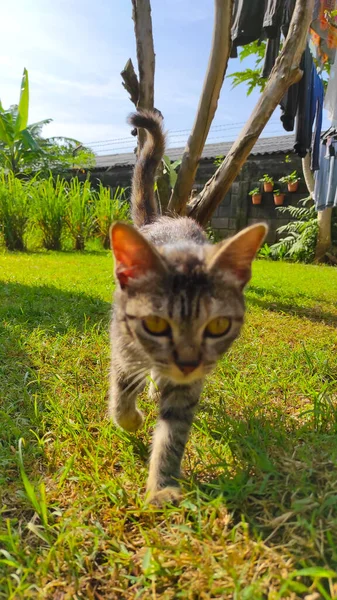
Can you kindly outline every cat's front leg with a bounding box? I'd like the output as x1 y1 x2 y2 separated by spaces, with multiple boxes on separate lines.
146 381 202 505
109 363 146 433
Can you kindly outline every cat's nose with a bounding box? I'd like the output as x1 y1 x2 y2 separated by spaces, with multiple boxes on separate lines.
176 360 200 375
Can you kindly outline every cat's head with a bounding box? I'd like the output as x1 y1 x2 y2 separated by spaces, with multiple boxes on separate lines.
110 221 267 384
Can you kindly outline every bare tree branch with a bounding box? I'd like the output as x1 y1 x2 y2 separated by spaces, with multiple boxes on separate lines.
302 154 314 198
132 0 155 150
121 58 140 106
188 0 315 226
168 0 233 214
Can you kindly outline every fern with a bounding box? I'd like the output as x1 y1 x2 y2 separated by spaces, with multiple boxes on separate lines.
270 197 318 263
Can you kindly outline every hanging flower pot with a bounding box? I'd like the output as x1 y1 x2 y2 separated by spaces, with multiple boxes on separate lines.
252 193 262 205
263 182 274 192
259 175 274 193
279 171 300 193
287 181 298 192
273 190 285 206
248 187 262 205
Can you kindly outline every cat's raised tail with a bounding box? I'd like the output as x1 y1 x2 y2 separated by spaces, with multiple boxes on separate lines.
128 110 165 227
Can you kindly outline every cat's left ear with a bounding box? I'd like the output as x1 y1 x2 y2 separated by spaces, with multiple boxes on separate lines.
110 222 167 288
209 223 268 287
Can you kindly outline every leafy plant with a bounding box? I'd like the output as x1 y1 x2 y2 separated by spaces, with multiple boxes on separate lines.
214 155 224 167
273 189 282 195
227 41 268 95
65 178 95 250
259 174 274 184
162 156 182 188
94 185 130 249
227 40 330 96
249 187 260 196
0 69 94 175
279 170 300 184
0 172 31 250
269 196 318 262
30 175 68 250
258 243 272 258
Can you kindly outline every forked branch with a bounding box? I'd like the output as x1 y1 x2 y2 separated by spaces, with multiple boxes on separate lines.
188 0 315 226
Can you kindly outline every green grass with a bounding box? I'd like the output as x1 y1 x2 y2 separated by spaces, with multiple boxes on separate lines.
1 253 337 599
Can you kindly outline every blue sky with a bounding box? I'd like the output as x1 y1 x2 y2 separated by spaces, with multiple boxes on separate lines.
0 0 324 153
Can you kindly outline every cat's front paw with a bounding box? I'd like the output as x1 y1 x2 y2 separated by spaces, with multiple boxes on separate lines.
146 486 181 506
115 409 144 432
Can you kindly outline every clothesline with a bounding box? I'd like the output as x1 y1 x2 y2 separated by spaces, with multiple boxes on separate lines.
230 0 337 212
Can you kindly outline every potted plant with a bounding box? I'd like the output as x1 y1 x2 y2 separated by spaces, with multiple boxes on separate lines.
279 170 300 192
259 174 274 192
273 189 285 206
249 187 262 205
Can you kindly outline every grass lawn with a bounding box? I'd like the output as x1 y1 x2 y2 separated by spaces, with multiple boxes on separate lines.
1 251 337 599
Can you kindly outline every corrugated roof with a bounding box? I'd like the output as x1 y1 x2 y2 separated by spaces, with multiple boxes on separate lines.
94 134 295 169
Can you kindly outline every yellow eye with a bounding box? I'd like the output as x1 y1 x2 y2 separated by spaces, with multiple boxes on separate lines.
143 315 171 336
205 317 231 337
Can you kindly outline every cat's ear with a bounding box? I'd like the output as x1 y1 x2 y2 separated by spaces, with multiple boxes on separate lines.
110 222 166 288
209 223 268 287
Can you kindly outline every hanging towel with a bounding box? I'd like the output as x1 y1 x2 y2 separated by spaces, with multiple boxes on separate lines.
314 140 337 210
324 55 337 125
311 0 337 63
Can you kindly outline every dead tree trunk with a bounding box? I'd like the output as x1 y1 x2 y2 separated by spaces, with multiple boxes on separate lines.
168 0 233 214
315 208 333 262
188 0 315 226
302 154 333 263
121 1 171 208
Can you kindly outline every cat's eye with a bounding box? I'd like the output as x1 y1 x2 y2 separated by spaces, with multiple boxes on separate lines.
204 317 231 337
143 315 171 336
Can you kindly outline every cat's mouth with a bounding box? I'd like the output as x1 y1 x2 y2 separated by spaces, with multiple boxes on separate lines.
162 363 211 384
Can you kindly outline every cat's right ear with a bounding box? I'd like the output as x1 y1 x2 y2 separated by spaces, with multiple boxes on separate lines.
209 223 268 288
110 222 166 288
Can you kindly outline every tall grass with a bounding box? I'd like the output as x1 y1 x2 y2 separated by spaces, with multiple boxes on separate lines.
0 172 130 251
95 185 129 248
65 178 95 250
0 172 31 250
30 175 68 250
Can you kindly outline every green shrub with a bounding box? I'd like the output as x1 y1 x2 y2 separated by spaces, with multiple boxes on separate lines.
0 172 30 250
30 175 68 250
95 185 129 249
65 178 95 250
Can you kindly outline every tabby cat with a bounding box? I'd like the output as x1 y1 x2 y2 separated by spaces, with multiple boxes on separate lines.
109 110 267 505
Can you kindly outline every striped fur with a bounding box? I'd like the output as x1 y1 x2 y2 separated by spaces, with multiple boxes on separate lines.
109 112 267 505
128 110 165 227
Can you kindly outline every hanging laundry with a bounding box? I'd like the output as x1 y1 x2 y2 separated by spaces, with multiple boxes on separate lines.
314 138 337 210
231 0 291 62
310 0 337 64
262 0 296 78
280 46 324 169
311 67 324 170
230 0 265 58
263 0 284 38
324 55 337 125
